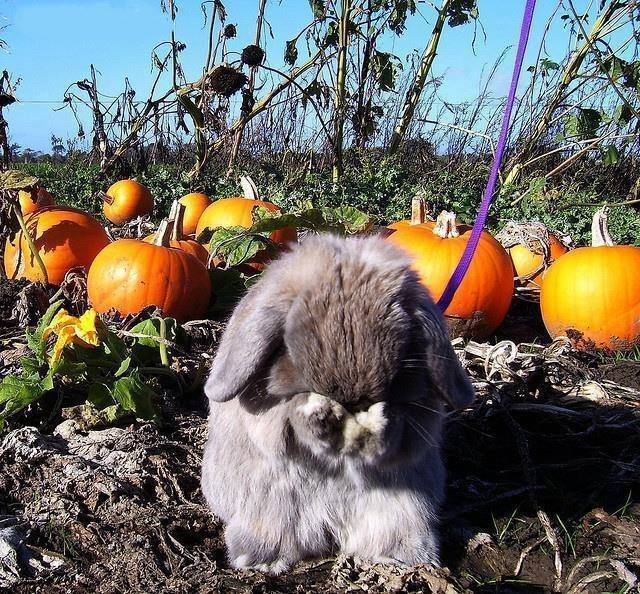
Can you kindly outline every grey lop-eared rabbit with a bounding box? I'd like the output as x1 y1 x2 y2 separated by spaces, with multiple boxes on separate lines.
201 234 474 574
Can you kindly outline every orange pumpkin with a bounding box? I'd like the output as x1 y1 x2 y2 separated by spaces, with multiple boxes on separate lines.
19 186 55 216
87 219 211 322
497 222 569 287
179 192 212 236
508 235 567 286
4 206 110 286
102 179 153 225
195 197 296 246
196 177 296 272
386 205 514 339
143 200 209 265
541 207 640 350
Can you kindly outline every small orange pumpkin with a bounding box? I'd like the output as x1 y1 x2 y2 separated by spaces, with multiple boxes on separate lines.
102 179 153 225
179 192 212 236
540 207 640 350
509 236 568 286
18 186 55 216
143 201 209 265
196 177 296 272
195 198 296 246
195 176 296 247
87 218 211 322
4 206 110 286
386 201 514 339
497 221 569 287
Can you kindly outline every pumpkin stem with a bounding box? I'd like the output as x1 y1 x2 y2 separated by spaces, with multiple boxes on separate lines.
410 197 428 225
591 206 614 247
168 199 186 241
432 211 459 239
153 219 172 247
240 176 260 201
97 190 114 206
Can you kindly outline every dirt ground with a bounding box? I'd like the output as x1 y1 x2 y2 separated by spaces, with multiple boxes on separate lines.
0 280 638 594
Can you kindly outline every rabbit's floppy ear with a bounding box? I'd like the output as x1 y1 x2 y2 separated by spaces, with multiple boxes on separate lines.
205 284 286 402
416 300 475 409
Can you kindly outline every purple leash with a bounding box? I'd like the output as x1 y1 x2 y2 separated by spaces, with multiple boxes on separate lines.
437 0 537 312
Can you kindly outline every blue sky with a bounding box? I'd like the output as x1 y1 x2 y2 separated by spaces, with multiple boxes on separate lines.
1 0 568 152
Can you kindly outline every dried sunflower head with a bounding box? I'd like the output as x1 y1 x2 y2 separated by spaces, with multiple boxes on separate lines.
223 24 237 38
241 44 265 67
208 65 248 97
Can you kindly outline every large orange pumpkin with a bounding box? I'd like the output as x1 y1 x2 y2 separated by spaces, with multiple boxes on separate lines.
540 207 640 350
386 206 514 339
19 186 55 216
87 219 211 322
102 179 153 225
4 206 110 286
143 201 209 265
179 192 212 236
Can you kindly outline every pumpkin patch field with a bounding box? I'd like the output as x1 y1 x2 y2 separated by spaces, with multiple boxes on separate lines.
2 1 640 592
0 171 638 594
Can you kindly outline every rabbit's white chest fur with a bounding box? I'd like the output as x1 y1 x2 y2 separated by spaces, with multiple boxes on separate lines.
201 396 444 573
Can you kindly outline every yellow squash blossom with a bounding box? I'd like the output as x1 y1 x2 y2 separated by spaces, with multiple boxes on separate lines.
43 308 106 364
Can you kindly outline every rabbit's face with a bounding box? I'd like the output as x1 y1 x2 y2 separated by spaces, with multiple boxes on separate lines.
205 234 474 414
266 266 429 410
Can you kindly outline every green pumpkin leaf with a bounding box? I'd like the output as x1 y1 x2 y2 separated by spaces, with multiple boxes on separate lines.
111 373 159 422
0 373 51 421
614 104 634 127
20 356 45 377
326 206 375 233
101 404 125 423
129 318 184 348
208 226 274 267
371 51 401 92
114 356 132 377
208 267 256 315
564 108 602 140
128 317 184 364
87 382 114 409
102 332 129 362
249 206 373 236
53 357 88 378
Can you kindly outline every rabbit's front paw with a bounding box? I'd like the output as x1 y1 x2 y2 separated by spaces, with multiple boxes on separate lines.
295 392 348 452
233 554 291 575
343 402 388 460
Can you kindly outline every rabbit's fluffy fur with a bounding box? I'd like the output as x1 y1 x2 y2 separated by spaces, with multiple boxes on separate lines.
201 234 474 574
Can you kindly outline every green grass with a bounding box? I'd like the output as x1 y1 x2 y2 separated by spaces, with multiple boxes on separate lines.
555 514 578 559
